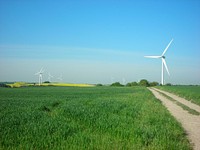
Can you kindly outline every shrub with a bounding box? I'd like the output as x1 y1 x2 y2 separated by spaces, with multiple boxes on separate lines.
165 83 172 86
126 82 138 87
0 83 10 88
149 82 159 87
139 79 149 87
111 82 124 87
96 84 103 86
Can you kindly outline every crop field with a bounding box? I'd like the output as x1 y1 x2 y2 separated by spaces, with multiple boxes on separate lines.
6 82 94 88
0 86 191 149
156 86 200 106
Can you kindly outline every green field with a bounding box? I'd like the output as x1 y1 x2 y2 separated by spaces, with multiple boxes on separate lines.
156 86 200 106
0 87 191 149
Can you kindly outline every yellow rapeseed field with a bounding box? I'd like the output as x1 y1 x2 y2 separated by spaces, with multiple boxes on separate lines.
7 82 95 88
42 83 95 87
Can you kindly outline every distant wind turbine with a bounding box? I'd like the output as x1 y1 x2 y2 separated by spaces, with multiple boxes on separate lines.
48 73 53 82
111 76 114 84
122 78 126 85
144 39 173 85
35 68 45 86
57 74 63 82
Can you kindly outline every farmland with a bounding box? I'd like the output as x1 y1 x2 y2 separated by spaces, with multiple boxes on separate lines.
0 86 191 149
156 86 200 106
6 82 94 88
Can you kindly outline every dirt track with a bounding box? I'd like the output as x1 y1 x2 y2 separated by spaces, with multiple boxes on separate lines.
148 87 200 150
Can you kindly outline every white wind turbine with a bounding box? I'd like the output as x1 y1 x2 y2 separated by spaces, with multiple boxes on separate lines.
48 73 53 82
57 74 63 82
122 78 126 85
35 68 45 86
110 76 115 84
144 39 173 85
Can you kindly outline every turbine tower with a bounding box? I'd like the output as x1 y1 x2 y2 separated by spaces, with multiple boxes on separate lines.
35 68 44 86
144 39 173 85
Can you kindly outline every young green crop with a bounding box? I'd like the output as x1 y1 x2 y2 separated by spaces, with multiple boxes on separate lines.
156 85 200 106
0 87 191 149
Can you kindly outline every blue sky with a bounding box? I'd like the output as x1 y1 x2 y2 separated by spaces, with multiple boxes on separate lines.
0 0 200 84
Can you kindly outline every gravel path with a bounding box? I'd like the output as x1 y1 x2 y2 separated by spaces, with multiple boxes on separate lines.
148 87 200 150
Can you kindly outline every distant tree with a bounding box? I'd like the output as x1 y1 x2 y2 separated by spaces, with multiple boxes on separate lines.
96 84 103 86
139 79 149 87
126 83 132 87
0 83 10 88
131 82 138 86
44 81 50 83
126 82 138 87
165 83 172 86
111 82 124 87
149 81 159 87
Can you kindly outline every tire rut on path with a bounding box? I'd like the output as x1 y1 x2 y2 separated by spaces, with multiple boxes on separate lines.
148 87 200 150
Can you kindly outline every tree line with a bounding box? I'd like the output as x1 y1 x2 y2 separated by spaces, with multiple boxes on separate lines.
108 79 172 87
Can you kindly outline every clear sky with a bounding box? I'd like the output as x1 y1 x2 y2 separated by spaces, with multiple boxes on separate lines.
0 0 200 84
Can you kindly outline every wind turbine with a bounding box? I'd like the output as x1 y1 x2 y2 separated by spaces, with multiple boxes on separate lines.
110 76 114 84
48 73 53 82
57 74 63 82
35 68 44 86
144 39 173 85
122 78 126 85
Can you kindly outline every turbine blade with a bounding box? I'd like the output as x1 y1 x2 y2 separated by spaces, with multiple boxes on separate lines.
39 68 43 73
39 67 45 73
48 73 53 78
162 58 170 76
144 56 161 58
41 69 45 74
162 39 173 56
35 72 40 75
